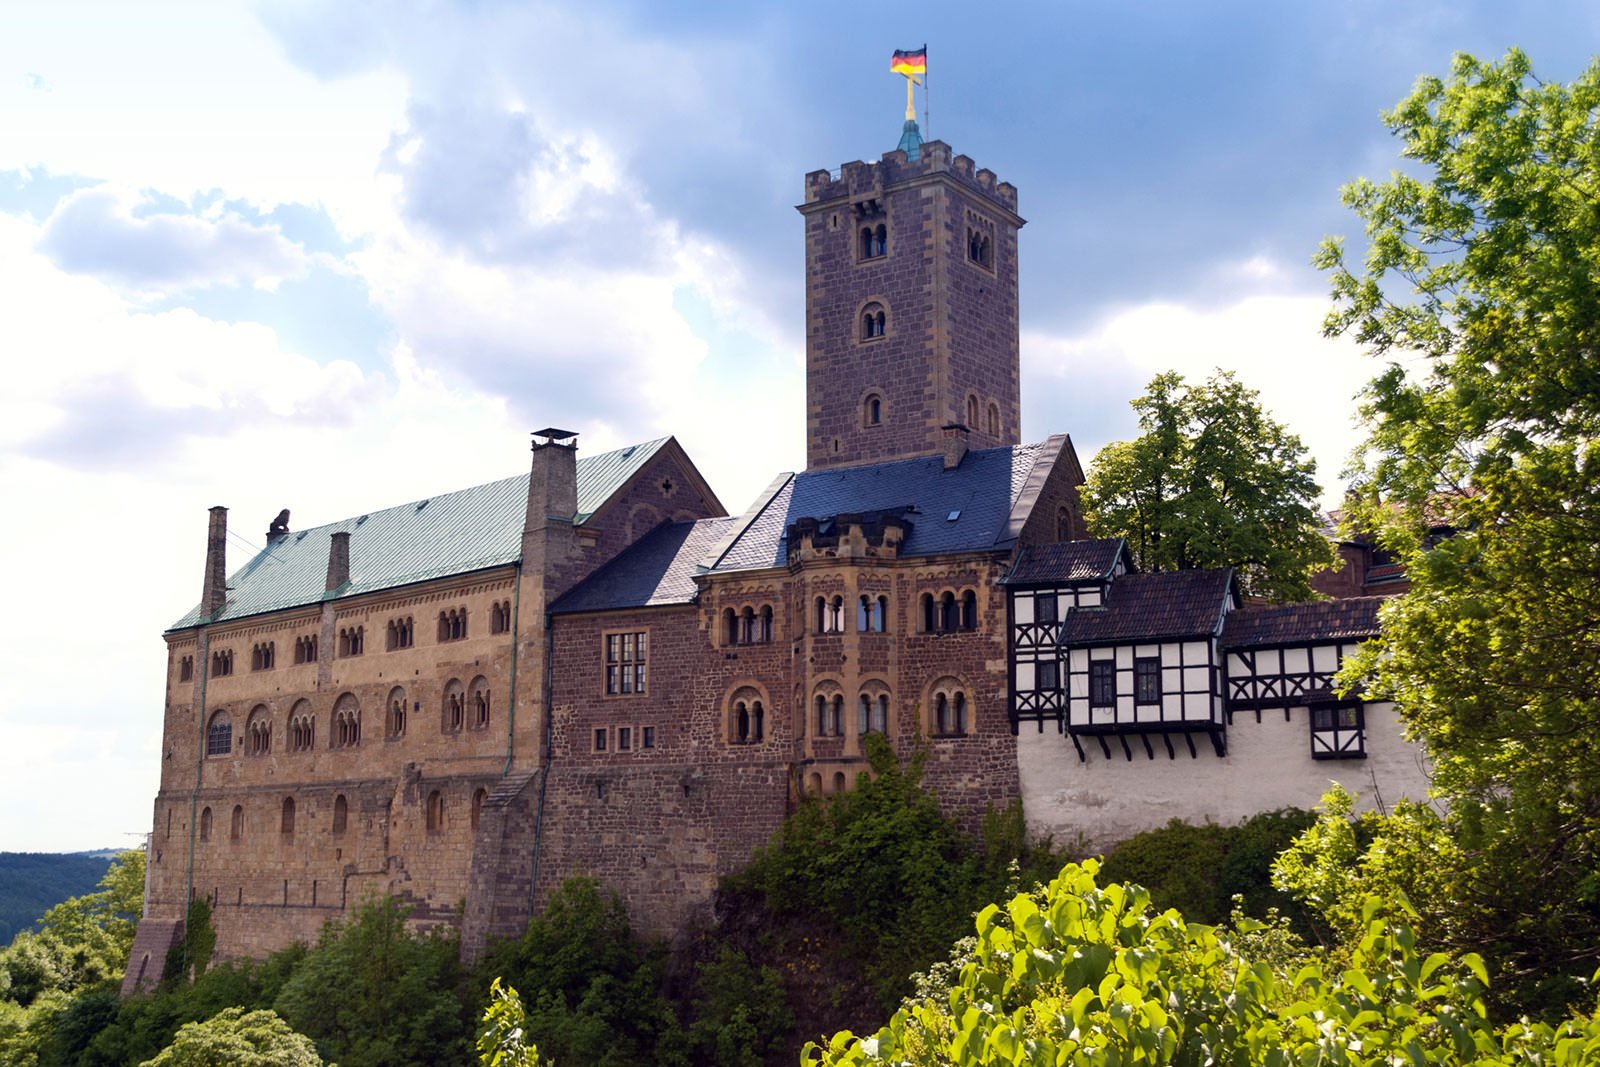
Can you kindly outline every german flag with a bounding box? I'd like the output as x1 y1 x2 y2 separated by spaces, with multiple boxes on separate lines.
890 47 926 75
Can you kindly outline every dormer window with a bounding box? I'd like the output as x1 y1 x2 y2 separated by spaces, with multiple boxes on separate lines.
861 302 887 341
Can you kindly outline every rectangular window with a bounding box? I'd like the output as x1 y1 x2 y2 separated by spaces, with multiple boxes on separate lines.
593 728 607 752
618 726 632 751
1035 594 1057 625
642 726 656 749
1311 704 1366 759
1037 660 1060 692
604 631 648 695
1088 661 1115 707
1134 657 1161 705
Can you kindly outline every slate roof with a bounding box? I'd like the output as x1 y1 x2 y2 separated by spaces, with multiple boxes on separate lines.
704 440 1058 572
170 438 671 630
1223 596 1386 648
1000 539 1125 585
550 517 739 615
1057 569 1235 645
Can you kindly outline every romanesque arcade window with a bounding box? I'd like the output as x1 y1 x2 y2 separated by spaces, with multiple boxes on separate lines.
178 656 194 682
929 678 971 737
490 600 512 635
386 616 414 651
857 595 888 633
206 712 232 757
332 693 361 748
246 706 271 756
816 596 846 634
604 632 647 695
289 700 315 752
438 607 468 642
723 605 774 646
443 679 466 732
293 635 318 664
921 590 980 633
729 686 766 745
388 686 407 738
338 626 363 657
813 688 844 737
857 689 890 736
860 302 887 341
470 676 492 729
250 642 275 671
859 222 887 260
211 649 233 676
967 226 993 269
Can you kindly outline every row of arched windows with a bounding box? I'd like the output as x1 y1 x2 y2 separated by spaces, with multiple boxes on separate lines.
722 605 774 646
805 680 972 739
196 788 489 843
439 607 468 642
293 635 318 664
250 642 275 671
489 600 512 635
386 616 414 651
211 649 233 676
337 625 364 657
964 394 1002 437
208 677 493 758
921 590 979 633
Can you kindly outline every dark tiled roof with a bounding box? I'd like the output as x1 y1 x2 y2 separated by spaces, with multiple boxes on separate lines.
1223 596 1386 648
1058 570 1234 645
706 441 1054 572
171 438 671 629
1001 539 1124 585
551 517 738 614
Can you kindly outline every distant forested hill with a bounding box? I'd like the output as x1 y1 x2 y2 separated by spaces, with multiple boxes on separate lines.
0 851 117 945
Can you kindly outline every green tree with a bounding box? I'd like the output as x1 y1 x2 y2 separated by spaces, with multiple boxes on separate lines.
476 979 541 1067
141 1007 322 1067
1081 371 1333 601
274 893 469 1067
1318 48 1600 1012
804 861 1600 1066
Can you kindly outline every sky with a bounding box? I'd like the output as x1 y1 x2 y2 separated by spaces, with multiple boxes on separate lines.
1 1 1594 852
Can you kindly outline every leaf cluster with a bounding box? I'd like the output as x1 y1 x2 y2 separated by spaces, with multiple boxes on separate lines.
1081 371 1333 601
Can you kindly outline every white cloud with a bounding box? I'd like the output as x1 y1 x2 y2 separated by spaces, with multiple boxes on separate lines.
1026 281 1374 507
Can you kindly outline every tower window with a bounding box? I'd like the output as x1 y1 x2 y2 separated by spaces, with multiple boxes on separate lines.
860 302 887 341
987 402 1000 437
859 222 887 260
967 225 993 270
966 394 979 429
863 393 883 427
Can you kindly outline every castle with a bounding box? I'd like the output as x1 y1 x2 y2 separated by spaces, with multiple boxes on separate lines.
124 122 1429 993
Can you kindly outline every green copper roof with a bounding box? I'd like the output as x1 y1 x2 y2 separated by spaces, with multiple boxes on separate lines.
170 437 670 631
896 119 923 161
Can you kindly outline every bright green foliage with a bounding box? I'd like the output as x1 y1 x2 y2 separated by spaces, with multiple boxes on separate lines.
140 1007 321 1066
273 893 469 1067
1318 48 1600 1013
1099 809 1314 928
478 877 685 1067
0 849 146 1008
805 860 1600 1066
476 979 540 1067
1080 371 1333 601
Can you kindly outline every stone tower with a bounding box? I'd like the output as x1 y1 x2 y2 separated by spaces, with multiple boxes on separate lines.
799 128 1024 471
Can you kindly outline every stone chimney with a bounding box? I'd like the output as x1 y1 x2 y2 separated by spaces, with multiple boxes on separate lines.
201 506 228 619
942 424 970 470
325 531 350 592
523 428 581 596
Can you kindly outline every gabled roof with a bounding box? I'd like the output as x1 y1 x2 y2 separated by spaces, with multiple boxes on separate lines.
1000 539 1125 586
704 439 1064 573
1058 569 1235 645
1223 596 1386 648
171 438 672 630
550 517 739 615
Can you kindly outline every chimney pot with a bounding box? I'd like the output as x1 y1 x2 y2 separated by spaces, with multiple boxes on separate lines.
326 531 351 592
942 424 970 470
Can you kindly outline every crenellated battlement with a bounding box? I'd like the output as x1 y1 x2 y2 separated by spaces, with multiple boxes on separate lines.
803 139 1019 214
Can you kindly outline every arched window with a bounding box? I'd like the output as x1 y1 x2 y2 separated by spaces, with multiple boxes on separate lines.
857 595 871 632
471 788 487 832
736 702 751 743
230 804 244 840
871 595 887 633
861 302 886 340
730 687 767 745
740 607 757 644
833 771 847 794
874 223 887 257
858 694 872 736
829 596 845 633
723 607 738 645
388 687 407 738
246 706 270 756
941 591 959 632
289 700 314 752
875 694 889 734
966 394 979 429
860 226 875 259
988 402 1000 437
962 590 978 631
471 677 491 729
935 693 950 734
759 605 773 643
808 772 823 796
929 678 973 737
444 679 465 732
199 806 213 842
753 701 765 741
864 393 883 427
332 693 360 749
206 712 232 757
954 692 969 735
1057 507 1072 542
815 695 828 736
815 597 827 634
426 790 444 833
332 794 348 835
921 593 936 633
280 797 295 835
831 695 844 736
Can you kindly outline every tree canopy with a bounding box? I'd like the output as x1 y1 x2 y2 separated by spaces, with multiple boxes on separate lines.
140 1007 322 1067
1318 47 1600 1010
1080 371 1333 601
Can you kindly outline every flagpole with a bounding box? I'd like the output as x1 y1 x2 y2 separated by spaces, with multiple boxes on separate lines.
922 43 930 140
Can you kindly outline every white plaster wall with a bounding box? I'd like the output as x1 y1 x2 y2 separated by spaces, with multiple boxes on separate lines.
1017 701 1433 851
